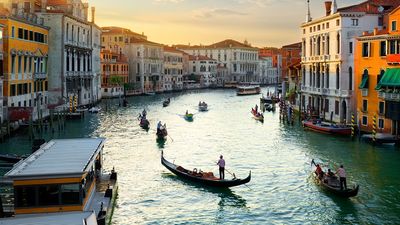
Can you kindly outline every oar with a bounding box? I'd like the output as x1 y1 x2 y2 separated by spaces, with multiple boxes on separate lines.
168 135 174 142
214 161 252 190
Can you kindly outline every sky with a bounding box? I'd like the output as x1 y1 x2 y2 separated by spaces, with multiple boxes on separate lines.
88 0 363 48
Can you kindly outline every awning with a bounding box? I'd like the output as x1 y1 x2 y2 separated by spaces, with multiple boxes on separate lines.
359 74 369 89
376 68 400 90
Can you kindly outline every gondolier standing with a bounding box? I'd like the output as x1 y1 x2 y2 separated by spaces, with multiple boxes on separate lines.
217 155 225 180
336 165 347 190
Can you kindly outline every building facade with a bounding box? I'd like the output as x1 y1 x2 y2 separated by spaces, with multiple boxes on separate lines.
258 57 278 85
100 49 129 98
300 0 400 123
125 38 164 93
163 46 183 92
0 24 3 123
36 0 101 109
101 26 147 54
0 5 49 122
177 39 258 84
356 6 400 135
188 55 217 88
281 42 302 88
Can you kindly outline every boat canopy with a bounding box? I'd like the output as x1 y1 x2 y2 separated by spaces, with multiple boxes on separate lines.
5 138 105 180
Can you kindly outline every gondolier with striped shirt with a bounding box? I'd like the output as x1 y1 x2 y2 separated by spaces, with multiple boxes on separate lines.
217 155 225 180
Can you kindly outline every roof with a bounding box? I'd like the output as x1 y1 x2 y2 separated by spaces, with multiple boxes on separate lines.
101 26 146 38
46 0 69 6
175 39 257 50
188 55 216 61
5 138 105 179
163 46 184 54
281 42 302 49
0 212 97 225
129 37 162 46
338 0 400 14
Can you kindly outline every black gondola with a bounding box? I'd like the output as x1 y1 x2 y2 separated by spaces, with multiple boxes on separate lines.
163 99 170 107
161 151 251 188
313 173 359 198
140 118 150 130
157 126 168 139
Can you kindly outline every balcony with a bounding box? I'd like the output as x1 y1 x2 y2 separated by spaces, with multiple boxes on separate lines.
34 73 47 80
378 91 400 101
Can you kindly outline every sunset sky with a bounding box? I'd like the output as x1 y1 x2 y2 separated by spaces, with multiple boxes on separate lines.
88 0 363 48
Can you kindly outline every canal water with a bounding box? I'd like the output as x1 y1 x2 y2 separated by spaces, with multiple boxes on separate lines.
1 88 400 224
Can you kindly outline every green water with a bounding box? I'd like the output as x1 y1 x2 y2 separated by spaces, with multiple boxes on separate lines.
1 88 400 224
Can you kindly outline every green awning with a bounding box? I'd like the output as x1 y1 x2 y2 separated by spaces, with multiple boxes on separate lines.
359 74 369 89
376 68 400 90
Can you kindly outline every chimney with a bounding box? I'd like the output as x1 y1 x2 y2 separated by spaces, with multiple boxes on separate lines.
331 0 337 14
41 0 47 12
325 1 332 16
91 7 95 23
374 27 378 35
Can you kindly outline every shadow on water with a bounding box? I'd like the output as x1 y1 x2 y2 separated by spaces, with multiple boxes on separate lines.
161 173 248 208
156 138 166 149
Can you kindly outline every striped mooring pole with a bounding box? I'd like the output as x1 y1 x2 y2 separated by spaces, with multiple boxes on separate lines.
351 113 355 139
372 114 377 144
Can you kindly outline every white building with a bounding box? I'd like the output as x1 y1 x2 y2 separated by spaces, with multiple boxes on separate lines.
37 0 101 109
188 55 217 88
176 39 258 84
163 46 183 92
300 0 399 123
125 38 164 93
258 57 278 85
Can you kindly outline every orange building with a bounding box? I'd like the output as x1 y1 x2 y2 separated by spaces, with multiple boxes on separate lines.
100 50 129 98
259 47 280 67
280 42 302 83
355 6 400 136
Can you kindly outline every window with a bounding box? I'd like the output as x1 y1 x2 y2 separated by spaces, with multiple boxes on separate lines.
362 42 370 57
351 19 359 26
18 28 23 39
379 102 385 115
362 99 368 112
392 21 397 31
11 26 15 38
15 186 36 207
18 56 22 74
336 66 340 90
389 40 396 54
325 99 329 113
349 42 353 54
348 67 353 90
335 101 339 115
326 22 329 29
380 41 387 57
378 70 384 84
11 55 16 73
362 116 368 126
378 119 384 129
336 19 340 26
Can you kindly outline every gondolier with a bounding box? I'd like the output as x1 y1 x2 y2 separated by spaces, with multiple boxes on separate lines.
336 165 347 190
217 155 225 180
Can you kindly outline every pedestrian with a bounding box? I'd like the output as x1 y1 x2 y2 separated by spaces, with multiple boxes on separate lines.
217 155 225 180
336 165 347 190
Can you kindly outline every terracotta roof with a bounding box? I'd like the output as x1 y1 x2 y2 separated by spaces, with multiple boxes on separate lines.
101 26 146 38
163 46 184 54
338 0 400 14
129 37 162 46
188 55 216 61
46 0 69 6
175 39 257 50
281 42 302 49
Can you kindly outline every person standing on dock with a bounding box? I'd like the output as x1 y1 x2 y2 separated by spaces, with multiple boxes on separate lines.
217 155 225 180
336 165 347 190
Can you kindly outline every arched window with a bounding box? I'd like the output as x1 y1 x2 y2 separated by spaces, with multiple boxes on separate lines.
349 67 353 90
326 64 330 88
336 65 340 90
378 69 385 85
337 33 340 54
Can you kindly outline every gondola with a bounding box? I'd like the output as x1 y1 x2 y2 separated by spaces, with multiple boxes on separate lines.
161 151 251 188
198 103 208 112
311 160 359 198
163 99 170 107
251 109 264 122
139 118 150 130
156 126 168 139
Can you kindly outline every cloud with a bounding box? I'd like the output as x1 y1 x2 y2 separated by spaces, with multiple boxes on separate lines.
193 8 248 19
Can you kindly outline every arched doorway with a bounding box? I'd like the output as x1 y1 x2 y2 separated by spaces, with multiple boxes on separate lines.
341 100 347 124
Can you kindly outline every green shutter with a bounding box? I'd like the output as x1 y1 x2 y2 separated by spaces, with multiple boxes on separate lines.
376 68 400 90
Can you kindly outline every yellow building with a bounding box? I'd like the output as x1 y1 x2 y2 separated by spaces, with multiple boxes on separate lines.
0 10 49 121
356 6 400 136
101 26 147 53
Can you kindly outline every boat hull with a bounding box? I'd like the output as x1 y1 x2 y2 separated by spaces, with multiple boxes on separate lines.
313 173 359 198
161 152 251 188
302 121 351 135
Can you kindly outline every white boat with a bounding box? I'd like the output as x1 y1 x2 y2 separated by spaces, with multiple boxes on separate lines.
89 107 101 113
199 103 208 112
237 85 261 96
2 138 118 225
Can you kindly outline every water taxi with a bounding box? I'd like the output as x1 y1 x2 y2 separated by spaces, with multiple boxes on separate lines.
236 85 261 96
1 138 118 225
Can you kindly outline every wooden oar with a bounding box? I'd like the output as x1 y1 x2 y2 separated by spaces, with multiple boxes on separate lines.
214 161 252 190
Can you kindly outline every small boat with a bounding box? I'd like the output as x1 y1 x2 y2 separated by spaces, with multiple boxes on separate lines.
312 172 359 198
237 85 261 96
260 95 279 104
88 107 101 113
264 103 275 112
198 103 208 112
185 113 194 121
163 99 171 107
139 118 150 129
302 120 351 135
251 108 264 122
157 125 168 139
145 92 156 96
161 151 251 188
